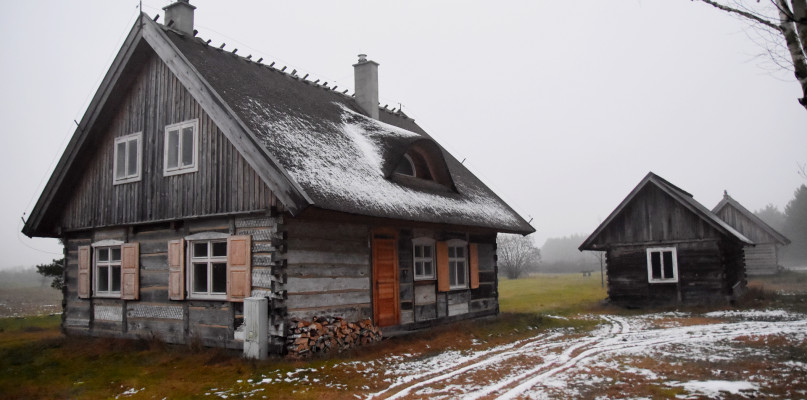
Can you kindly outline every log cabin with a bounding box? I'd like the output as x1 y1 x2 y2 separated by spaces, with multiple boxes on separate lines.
22 1 534 355
578 172 753 307
712 192 790 276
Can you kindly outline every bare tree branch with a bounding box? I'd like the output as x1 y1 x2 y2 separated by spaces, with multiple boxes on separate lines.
696 0 782 30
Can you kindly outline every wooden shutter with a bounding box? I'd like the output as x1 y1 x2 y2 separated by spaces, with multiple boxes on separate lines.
78 245 91 299
469 243 480 289
227 235 252 302
168 239 185 300
121 243 140 300
436 241 450 292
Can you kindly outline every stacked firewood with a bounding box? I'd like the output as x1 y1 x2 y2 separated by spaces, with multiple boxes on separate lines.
286 316 382 358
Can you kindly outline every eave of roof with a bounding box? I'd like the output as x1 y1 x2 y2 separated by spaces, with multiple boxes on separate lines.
579 172 753 251
712 194 791 245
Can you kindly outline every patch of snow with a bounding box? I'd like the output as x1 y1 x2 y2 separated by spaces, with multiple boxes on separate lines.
676 380 759 397
704 309 803 320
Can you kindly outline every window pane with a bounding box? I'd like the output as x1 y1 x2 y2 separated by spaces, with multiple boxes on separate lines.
457 262 466 285
455 246 465 258
212 263 227 293
449 261 457 286
448 247 455 258
193 242 208 258
414 245 422 258
127 139 138 177
116 142 126 179
193 263 208 293
110 248 121 262
111 266 121 292
424 261 432 276
181 126 194 167
650 252 661 279
212 242 227 257
663 251 674 279
98 248 108 262
167 129 179 169
98 266 109 291
424 246 432 258
415 261 423 276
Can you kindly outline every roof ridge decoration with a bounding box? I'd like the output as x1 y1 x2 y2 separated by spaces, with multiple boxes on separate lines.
579 172 753 251
712 192 791 246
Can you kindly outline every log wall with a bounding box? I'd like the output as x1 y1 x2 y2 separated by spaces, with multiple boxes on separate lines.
606 239 745 307
59 52 277 231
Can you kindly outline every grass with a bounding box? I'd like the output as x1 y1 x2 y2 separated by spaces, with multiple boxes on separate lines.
0 273 671 399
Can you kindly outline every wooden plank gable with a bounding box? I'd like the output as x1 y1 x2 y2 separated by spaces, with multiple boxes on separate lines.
57 49 278 231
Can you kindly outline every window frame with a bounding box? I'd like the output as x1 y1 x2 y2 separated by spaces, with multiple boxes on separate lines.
163 119 199 176
92 241 124 298
186 238 228 300
113 132 143 185
646 247 678 283
447 239 469 290
412 237 436 281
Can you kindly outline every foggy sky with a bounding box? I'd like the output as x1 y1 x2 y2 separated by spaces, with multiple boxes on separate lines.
1 1 805 269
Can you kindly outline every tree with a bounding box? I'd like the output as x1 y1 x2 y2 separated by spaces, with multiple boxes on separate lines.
693 0 807 111
497 234 541 279
755 203 787 232
782 184 807 264
36 258 64 290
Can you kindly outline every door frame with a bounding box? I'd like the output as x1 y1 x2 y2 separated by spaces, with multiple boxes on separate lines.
372 228 400 327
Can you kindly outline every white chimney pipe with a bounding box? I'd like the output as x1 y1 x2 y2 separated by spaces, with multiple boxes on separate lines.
353 54 379 120
163 0 196 36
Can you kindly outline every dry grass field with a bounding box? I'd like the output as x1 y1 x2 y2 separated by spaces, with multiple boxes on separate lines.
0 272 805 399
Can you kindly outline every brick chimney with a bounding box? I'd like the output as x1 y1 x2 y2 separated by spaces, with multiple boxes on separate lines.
353 54 379 119
163 0 196 36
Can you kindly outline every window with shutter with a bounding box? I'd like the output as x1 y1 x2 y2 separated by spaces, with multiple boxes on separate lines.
121 243 140 300
78 246 91 299
168 239 185 300
93 245 122 298
227 235 252 302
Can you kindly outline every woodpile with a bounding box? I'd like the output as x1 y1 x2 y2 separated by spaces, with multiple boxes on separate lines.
286 316 382 358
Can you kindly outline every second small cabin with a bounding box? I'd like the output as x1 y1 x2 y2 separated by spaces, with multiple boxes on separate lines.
579 173 753 307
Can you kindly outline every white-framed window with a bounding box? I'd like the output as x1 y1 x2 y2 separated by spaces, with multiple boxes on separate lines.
163 119 199 176
646 247 678 283
113 132 142 184
413 237 435 280
447 239 468 289
188 239 228 299
94 244 122 297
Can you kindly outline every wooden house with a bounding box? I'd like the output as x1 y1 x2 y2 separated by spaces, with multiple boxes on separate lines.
712 192 790 276
578 172 753 307
22 1 534 354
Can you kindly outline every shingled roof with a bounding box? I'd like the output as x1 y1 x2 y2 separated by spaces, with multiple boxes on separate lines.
23 13 534 236
712 193 790 246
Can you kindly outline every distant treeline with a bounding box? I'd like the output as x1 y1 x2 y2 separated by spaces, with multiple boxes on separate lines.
540 234 601 274
0 267 52 289
755 184 807 267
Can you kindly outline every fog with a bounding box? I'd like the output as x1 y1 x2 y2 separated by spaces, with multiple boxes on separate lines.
1 1 805 269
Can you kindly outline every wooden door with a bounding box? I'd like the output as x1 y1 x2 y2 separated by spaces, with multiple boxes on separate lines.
373 235 400 327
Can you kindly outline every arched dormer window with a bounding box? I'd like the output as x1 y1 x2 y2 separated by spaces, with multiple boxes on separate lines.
394 154 415 176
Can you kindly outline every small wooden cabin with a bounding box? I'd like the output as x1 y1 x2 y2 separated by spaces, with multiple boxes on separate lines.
712 192 790 276
579 173 753 307
22 2 533 354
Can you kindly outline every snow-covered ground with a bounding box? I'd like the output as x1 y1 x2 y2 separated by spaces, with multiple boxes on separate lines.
203 309 807 399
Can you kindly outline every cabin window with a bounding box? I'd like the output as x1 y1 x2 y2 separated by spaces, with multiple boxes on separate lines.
113 132 142 184
646 247 678 283
163 119 199 176
413 237 435 280
448 239 468 289
187 239 228 300
94 246 122 297
394 154 416 176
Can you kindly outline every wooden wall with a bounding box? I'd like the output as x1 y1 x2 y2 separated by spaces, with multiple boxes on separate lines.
590 184 723 247
714 204 781 276
282 219 372 322
606 239 745 306
61 214 280 349
714 204 779 244
59 52 277 231
744 244 779 276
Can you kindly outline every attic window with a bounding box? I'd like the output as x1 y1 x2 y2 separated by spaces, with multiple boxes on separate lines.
164 119 199 176
113 132 142 185
394 154 415 176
